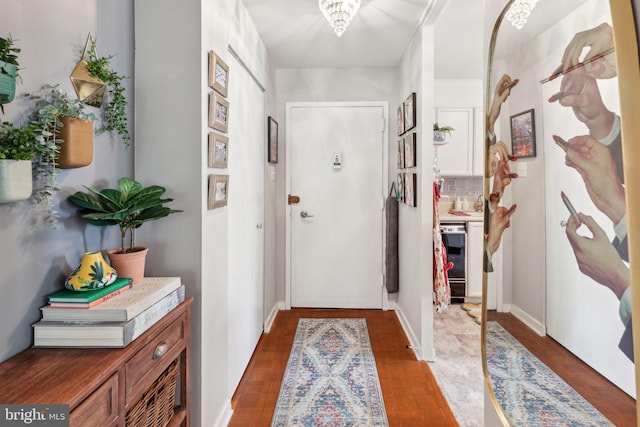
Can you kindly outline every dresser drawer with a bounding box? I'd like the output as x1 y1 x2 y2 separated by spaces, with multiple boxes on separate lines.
70 373 119 427
125 313 186 405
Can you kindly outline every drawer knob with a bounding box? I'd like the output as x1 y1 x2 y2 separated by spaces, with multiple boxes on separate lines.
153 342 169 360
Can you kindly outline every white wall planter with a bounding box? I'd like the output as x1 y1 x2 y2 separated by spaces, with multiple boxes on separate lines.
0 159 32 203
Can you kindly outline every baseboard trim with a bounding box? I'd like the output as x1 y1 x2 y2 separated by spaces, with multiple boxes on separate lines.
213 399 233 427
393 306 422 361
508 304 546 336
264 301 285 333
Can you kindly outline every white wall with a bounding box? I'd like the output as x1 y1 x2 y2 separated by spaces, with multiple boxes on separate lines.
0 0 133 362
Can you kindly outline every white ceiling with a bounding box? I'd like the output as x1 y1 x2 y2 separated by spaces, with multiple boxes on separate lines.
241 0 485 78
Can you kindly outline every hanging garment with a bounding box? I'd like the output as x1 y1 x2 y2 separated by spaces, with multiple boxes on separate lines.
385 183 399 293
433 182 452 312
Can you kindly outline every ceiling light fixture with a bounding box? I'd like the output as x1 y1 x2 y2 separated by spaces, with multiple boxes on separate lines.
318 0 361 37
505 0 539 30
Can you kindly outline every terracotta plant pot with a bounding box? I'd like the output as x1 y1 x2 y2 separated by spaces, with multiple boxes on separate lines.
0 60 17 105
107 246 148 285
57 117 93 169
0 159 32 203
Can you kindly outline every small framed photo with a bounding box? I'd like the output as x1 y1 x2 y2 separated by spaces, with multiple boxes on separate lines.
404 173 416 207
208 50 229 97
404 133 416 168
396 173 404 202
397 139 405 169
397 105 405 136
208 174 229 209
208 132 228 168
209 92 229 133
510 109 536 158
403 92 416 133
268 116 278 164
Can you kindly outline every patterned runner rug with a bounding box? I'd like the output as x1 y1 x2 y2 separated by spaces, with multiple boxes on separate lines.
486 321 614 426
271 318 389 427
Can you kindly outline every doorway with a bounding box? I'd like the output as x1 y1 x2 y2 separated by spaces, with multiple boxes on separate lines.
285 102 388 309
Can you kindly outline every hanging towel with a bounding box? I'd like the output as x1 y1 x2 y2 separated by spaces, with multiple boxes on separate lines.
385 183 399 293
433 181 452 312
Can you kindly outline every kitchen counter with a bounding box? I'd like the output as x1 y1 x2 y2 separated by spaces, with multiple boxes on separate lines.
438 203 484 222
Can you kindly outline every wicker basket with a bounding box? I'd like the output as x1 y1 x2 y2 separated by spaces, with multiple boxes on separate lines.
126 358 179 427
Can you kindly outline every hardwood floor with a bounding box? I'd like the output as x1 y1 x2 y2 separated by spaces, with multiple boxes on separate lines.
228 308 459 426
488 311 637 427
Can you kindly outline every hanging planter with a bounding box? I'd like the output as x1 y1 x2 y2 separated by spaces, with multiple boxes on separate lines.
0 159 32 203
0 61 17 105
57 116 93 169
0 35 20 111
70 34 106 108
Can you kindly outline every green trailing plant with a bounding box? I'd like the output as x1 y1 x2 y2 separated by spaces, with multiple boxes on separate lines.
68 177 182 254
26 85 97 224
433 123 455 135
85 38 131 147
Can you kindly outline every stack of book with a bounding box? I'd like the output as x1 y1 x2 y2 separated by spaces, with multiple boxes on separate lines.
33 277 185 348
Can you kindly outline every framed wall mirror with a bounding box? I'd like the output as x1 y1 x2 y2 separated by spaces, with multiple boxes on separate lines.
482 0 640 424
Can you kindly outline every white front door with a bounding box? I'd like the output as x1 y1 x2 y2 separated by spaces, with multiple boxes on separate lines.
287 103 387 308
227 54 265 394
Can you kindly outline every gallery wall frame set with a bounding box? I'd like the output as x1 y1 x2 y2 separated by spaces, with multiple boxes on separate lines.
209 50 229 97
397 132 417 169
208 174 229 210
208 132 228 168
396 173 417 207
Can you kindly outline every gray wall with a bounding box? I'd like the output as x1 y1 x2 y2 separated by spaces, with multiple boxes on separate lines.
0 0 134 362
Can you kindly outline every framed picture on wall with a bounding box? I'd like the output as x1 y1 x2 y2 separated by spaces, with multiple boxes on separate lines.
208 50 229 97
209 92 229 133
403 92 417 132
397 139 405 169
510 108 536 158
208 132 228 168
208 174 229 209
404 133 416 168
268 116 278 163
396 173 404 202
404 173 416 207
397 105 405 136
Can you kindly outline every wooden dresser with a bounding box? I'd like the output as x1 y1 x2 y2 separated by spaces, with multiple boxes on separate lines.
0 298 192 427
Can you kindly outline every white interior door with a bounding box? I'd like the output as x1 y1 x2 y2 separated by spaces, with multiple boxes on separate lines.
227 54 264 394
287 103 386 308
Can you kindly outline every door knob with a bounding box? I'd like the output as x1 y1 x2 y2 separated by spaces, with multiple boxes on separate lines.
300 211 314 218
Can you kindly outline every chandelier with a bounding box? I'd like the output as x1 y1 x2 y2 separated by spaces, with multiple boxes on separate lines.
318 0 361 37
505 0 539 29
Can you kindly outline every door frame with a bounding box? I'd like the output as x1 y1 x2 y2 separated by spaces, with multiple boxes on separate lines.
285 101 390 310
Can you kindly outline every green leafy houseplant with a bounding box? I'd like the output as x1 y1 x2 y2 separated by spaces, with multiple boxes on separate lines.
68 177 182 254
433 123 455 135
0 121 38 161
85 38 131 147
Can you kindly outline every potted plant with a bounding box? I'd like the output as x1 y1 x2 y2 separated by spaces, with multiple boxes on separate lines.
28 84 96 169
0 121 38 203
84 37 131 147
433 122 455 144
0 35 20 113
68 177 182 284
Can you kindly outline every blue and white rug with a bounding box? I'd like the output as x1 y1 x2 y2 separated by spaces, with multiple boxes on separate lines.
271 318 389 427
486 321 614 426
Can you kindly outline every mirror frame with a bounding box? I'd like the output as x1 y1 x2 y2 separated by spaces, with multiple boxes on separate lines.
481 0 640 424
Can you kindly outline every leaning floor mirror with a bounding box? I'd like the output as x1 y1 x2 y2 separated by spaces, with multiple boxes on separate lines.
482 0 640 424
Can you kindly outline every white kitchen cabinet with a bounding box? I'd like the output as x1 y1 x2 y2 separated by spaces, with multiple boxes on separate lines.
435 108 474 176
472 108 484 176
466 221 484 299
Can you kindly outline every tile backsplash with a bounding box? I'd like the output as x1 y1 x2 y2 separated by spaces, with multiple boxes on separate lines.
439 177 482 203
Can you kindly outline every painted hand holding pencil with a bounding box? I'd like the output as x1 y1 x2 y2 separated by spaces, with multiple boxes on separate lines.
552 23 617 80
562 135 626 225
488 141 516 177
489 152 517 211
486 204 515 255
488 74 519 134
